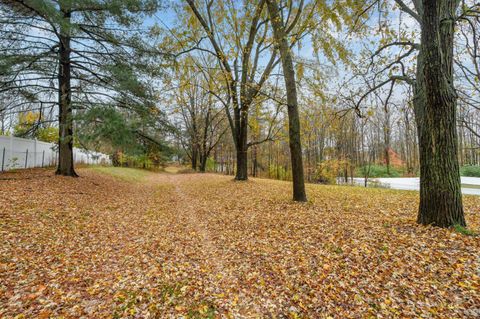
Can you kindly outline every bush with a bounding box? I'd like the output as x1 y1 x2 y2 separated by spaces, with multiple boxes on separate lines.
314 159 351 184
355 164 402 178
206 157 216 171
460 165 480 177
268 164 291 181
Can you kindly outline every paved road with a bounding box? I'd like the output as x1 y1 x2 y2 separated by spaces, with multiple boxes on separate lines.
350 177 480 195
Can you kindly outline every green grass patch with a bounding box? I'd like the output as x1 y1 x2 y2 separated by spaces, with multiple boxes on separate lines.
187 302 216 319
453 224 478 237
461 183 480 189
460 165 480 177
356 165 403 178
90 166 150 182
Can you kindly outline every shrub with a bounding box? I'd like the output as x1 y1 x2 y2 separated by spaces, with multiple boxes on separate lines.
206 157 216 171
268 164 290 180
460 165 480 177
314 159 351 184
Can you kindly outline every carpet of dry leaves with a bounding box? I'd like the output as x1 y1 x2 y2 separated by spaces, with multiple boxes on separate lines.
1 167 479 318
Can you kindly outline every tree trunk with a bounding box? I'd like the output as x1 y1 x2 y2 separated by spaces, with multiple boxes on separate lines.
191 146 198 170
252 145 258 177
56 10 77 177
199 154 207 172
383 108 391 175
235 147 248 180
112 150 121 167
266 0 307 202
415 0 465 227
234 115 249 180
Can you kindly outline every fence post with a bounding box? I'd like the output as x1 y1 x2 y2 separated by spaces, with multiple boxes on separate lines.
1 147 5 172
42 150 45 168
9 135 13 168
25 149 28 168
33 139 37 167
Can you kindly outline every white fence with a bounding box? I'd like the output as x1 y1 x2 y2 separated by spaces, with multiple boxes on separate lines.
0 135 110 171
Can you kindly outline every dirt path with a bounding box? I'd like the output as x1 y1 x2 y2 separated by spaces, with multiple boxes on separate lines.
164 174 226 272
147 173 262 317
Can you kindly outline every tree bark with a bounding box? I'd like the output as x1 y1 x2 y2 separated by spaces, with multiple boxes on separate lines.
383 107 391 175
56 9 77 177
252 145 258 177
235 148 248 180
199 154 207 172
266 0 307 202
234 113 249 180
415 0 465 227
191 145 198 170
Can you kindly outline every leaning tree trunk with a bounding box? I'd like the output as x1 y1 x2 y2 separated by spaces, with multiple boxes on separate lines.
266 0 307 202
415 0 465 227
56 10 77 177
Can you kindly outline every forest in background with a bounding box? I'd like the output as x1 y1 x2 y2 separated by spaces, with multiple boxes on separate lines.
1 1 479 180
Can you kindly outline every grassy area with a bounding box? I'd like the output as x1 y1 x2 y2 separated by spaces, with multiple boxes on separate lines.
353 164 480 178
163 165 193 174
460 165 480 177
163 166 182 174
461 183 480 189
453 224 478 236
355 164 404 178
89 166 151 182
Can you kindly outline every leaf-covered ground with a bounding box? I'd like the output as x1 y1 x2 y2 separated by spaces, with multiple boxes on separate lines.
1 168 479 318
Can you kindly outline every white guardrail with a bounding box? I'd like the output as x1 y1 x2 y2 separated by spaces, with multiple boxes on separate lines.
0 135 110 171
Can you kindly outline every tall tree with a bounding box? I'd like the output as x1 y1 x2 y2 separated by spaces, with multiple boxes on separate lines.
184 0 278 180
417 0 465 226
351 0 476 227
170 56 227 172
266 0 307 201
56 1 75 176
0 0 160 176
